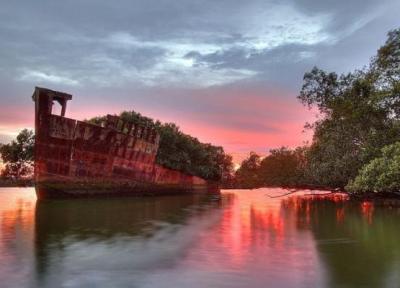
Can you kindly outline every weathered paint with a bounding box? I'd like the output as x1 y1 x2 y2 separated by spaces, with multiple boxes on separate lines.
32 87 216 198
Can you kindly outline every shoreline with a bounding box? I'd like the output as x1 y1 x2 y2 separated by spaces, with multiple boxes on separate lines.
0 180 34 188
2 182 400 203
224 184 400 202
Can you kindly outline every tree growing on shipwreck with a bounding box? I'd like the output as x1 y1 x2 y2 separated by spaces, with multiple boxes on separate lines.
89 111 234 182
30 87 234 198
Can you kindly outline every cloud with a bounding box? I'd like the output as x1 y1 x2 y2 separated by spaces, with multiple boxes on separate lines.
0 0 399 152
0 0 333 90
1 0 395 91
19 70 80 86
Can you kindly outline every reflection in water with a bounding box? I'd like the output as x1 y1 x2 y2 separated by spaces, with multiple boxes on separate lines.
283 195 400 288
0 188 36 287
34 193 221 287
1 188 400 287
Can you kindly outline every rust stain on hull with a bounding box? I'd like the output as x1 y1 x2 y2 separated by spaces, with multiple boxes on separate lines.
32 87 218 198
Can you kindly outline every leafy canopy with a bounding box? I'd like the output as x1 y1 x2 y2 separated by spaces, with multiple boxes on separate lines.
90 111 233 181
346 142 400 194
297 28 400 189
0 129 34 179
234 147 308 189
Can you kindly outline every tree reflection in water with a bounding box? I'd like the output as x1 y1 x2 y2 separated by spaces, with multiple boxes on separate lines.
282 194 400 287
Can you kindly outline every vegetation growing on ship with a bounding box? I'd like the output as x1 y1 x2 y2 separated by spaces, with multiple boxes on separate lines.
0 121 233 182
89 111 234 182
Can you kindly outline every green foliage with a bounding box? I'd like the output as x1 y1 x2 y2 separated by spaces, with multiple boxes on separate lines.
375 29 400 88
0 129 34 179
235 152 262 188
298 28 400 189
260 147 307 186
235 147 308 188
90 111 233 181
346 142 400 193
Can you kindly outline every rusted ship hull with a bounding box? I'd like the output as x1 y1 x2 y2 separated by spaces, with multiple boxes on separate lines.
33 87 218 199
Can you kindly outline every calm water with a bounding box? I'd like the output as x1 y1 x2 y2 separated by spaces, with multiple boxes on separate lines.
1 188 400 288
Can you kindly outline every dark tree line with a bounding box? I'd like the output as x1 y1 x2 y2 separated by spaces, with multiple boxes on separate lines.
233 147 307 189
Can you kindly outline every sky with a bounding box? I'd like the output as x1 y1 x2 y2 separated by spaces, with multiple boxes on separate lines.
0 0 399 163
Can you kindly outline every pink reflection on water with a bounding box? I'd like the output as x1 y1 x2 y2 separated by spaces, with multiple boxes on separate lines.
361 201 374 224
1 187 384 288
178 189 327 287
0 188 36 250
0 188 36 286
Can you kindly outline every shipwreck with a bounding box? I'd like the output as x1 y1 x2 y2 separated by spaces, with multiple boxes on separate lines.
33 87 217 198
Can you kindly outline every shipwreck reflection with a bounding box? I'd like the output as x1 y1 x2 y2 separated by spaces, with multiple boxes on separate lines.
34 194 220 286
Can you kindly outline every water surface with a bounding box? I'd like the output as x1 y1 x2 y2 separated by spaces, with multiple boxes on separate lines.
1 188 400 288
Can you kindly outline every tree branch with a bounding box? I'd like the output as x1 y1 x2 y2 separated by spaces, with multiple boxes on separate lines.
265 188 348 198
